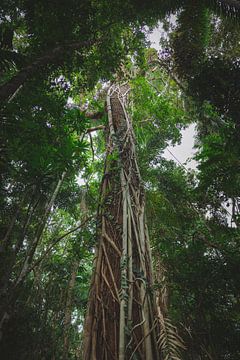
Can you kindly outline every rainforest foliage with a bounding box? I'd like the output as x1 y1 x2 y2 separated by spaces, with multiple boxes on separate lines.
0 1 240 359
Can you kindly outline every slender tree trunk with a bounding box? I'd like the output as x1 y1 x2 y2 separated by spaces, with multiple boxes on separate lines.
0 173 65 339
0 189 29 253
63 259 79 360
15 172 66 285
63 191 88 359
14 191 41 256
83 84 160 359
1 208 19 250
0 192 46 316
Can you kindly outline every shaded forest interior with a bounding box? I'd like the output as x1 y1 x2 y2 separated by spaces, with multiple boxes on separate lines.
0 1 240 359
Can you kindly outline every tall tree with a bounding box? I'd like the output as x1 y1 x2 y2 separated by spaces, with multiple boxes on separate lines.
83 83 160 359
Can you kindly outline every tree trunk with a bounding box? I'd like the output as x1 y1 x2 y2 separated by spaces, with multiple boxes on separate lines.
15 172 66 286
0 173 65 339
83 84 160 359
63 259 79 360
0 189 30 253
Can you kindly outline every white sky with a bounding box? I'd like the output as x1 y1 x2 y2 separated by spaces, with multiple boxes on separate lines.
163 124 197 170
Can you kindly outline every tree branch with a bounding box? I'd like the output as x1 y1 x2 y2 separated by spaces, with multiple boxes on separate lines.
84 111 104 120
157 59 186 92
26 216 92 276
86 125 105 133
0 39 96 103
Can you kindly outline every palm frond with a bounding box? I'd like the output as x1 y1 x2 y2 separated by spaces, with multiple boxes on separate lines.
157 312 186 360
0 50 25 73
155 260 186 360
205 0 240 17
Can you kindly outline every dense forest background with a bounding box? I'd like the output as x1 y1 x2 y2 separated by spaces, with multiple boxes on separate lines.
0 1 240 359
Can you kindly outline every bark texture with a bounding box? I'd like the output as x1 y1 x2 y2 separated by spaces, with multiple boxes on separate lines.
83 84 160 359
